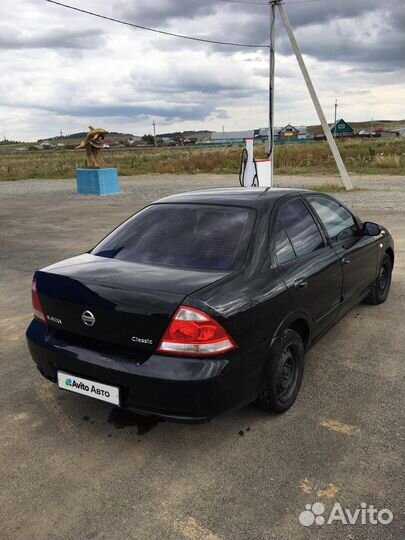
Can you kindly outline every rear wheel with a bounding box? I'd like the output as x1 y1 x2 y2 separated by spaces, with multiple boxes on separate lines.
365 253 392 305
255 329 305 414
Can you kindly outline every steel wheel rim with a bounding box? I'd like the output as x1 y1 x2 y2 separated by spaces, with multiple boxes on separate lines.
276 345 299 402
378 264 389 294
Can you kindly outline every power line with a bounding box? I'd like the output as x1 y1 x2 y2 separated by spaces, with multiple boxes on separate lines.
44 0 268 48
217 0 328 6
217 0 268 5
282 0 327 4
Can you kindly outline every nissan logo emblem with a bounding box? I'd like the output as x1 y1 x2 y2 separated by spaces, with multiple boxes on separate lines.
81 310 96 327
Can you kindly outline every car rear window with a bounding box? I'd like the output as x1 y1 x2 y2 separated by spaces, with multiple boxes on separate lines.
92 204 254 271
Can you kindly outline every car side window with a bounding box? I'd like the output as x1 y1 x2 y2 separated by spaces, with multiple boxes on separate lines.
307 196 358 242
278 199 325 258
274 219 296 264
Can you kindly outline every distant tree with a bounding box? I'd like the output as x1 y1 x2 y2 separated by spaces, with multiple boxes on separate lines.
0 139 21 145
142 134 154 144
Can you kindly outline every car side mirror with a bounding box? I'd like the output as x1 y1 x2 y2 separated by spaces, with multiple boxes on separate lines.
363 222 381 236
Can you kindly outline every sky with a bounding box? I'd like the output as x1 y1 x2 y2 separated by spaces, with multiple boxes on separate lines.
1 0 404 141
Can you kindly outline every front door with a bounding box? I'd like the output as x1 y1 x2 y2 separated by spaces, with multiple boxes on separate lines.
305 195 378 311
333 236 378 308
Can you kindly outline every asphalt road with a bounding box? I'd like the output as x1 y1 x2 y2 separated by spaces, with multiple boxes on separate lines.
0 175 404 540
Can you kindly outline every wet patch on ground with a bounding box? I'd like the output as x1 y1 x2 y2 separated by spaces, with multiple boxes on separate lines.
108 407 164 435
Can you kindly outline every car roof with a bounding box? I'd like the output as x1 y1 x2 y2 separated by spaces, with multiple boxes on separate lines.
154 187 311 208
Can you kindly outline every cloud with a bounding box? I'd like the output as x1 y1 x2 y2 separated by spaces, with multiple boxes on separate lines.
113 0 220 26
276 6 405 73
36 103 224 122
1 51 261 123
128 56 266 97
280 0 383 28
0 27 106 49
206 1 405 72
0 0 403 140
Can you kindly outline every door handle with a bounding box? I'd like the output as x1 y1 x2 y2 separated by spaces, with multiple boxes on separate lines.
342 257 351 265
294 279 308 289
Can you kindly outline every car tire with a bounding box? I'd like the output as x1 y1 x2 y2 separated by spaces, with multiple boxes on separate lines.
365 253 392 305
255 329 305 414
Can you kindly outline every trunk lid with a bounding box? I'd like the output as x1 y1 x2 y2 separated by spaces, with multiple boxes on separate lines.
36 254 229 358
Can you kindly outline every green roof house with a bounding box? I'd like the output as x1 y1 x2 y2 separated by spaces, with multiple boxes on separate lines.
330 118 354 137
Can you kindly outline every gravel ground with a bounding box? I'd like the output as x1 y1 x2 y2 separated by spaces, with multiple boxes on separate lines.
0 173 404 540
0 173 404 212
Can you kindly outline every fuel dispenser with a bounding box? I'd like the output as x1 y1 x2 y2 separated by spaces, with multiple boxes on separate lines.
239 138 272 188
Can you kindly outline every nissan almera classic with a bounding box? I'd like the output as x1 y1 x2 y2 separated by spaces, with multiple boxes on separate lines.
26 188 394 422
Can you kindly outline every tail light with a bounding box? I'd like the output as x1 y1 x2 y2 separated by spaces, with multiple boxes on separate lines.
157 306 237 357
32 277 47 324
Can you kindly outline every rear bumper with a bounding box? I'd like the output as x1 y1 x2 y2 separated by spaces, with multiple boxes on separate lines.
26 320 268 422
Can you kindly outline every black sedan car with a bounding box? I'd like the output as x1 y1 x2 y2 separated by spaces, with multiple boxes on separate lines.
26 188 394 422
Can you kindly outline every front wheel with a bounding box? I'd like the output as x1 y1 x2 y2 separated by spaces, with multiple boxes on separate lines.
365 253 392 305
255 329 305 414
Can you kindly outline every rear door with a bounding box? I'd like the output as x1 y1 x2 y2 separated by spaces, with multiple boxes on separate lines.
305 195 378 311
272 197 342 337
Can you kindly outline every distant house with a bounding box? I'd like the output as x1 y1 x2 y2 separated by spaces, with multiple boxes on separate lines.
182 137 198 145
211 130 254 144
296 126 311 139
379 131 399 139
161 137 177 146
279 124 311 140
279 124 299 140
256 127 282 141
330 119 354 137
256 128 271 142
126 136 142 146
36 141 54 150
257 125 311 142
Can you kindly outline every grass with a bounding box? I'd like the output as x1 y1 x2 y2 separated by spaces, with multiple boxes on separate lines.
0 138 404 181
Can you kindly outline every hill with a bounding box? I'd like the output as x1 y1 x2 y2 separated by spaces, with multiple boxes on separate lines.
156 130 212 140
38 131 138 143
19 120 405 145
39 130 212 143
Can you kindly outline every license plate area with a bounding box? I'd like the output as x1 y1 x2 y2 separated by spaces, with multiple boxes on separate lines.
57 371 120 405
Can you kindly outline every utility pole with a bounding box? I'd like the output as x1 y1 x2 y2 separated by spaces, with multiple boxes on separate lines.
268 1 276 178
152 120 157 148
334 99 338 141
370 117 373 140
276 1 353 190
